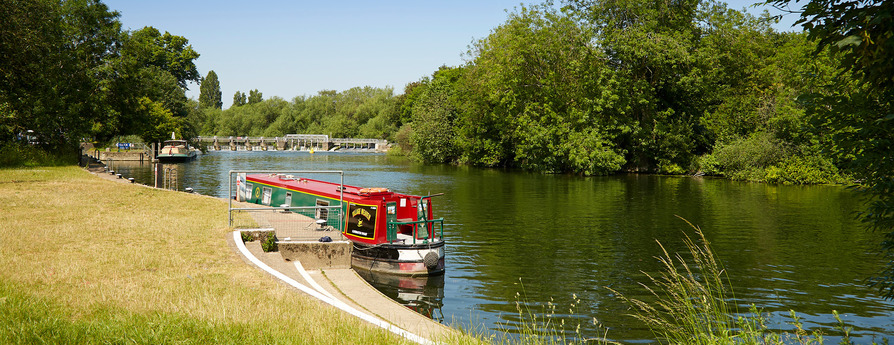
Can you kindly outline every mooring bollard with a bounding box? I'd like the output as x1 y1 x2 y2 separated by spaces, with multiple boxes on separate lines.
116 173 122 179
128 177 135 183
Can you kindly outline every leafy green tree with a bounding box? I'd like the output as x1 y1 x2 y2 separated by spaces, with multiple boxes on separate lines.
136 97 183 144
693 9 845 184
121 27 200 89
105 26 199 144
395 80 429 127
0 0 120 154
248 89 263 104
764 0 894 298
451 5 627 173
409 68 461 163
358 114 395 140
233 91 247 107
199 70 222 109
0 0 204 161
568 0 715 172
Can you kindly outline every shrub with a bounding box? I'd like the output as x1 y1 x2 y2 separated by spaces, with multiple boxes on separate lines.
708 132 846 184
697 154 722 176
0 143 73 167
764 156 847 185
657 160 686 175
712 132 785 172
260 233 277 252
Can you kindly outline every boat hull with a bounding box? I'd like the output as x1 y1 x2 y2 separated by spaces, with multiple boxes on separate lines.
156 152 197 163
351 241 445 276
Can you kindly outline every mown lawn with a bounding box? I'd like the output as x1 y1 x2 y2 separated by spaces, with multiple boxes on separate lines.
0 166 410 344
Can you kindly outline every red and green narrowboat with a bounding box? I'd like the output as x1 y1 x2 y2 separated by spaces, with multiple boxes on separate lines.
240 173 445 276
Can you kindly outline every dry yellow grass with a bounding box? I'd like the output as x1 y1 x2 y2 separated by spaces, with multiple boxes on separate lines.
0 166 410 344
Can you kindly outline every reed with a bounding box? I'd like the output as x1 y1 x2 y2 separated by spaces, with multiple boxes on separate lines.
605 217 884 345
605 217 750 344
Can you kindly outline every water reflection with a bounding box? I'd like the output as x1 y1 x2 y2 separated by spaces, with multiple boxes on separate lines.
355 270 445 322
101 151 894 344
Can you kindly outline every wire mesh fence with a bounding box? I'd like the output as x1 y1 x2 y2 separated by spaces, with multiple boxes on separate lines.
227 170 348 242
230 205 344 241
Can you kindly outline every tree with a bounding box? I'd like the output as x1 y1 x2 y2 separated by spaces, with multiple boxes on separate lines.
121 27 200 89
0 0 121 153
199 70 222 109
567 0 714 172
410 68 460 163
233 91 246 107
248 89 263 104
452 5 627 173
764 0 894 298
105 26 200 144
0 0 205 162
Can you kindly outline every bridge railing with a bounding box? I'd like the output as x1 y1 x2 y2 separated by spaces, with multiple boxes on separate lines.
195 135 388 151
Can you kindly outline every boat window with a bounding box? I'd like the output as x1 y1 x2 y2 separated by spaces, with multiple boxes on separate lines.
262 187 272 205
316 199 329 220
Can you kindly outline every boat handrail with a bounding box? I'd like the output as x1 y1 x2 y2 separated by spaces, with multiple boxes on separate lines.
230 205 342 212
386 218 444 244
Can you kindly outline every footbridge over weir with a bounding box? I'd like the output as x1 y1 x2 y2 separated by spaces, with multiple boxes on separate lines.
195 134 389 152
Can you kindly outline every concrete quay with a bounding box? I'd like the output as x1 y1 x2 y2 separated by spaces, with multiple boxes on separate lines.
229 203 455 344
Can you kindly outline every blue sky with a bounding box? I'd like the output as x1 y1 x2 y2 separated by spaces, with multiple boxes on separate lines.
103 0 802 109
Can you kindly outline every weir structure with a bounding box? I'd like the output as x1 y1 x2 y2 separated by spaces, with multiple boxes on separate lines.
195 134 388 152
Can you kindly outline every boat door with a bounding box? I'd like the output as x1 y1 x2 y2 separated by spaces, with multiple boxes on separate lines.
417 198 434 239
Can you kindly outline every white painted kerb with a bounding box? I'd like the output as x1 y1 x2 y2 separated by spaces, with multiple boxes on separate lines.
232 231 432 345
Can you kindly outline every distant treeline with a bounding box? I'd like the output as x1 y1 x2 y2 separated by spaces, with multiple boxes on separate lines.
197 87 402 141
196 1 854 184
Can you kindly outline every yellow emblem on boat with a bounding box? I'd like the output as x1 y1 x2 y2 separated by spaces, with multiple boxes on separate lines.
352 207 371 219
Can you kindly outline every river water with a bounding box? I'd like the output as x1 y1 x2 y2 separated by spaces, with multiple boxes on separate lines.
106 151 894 343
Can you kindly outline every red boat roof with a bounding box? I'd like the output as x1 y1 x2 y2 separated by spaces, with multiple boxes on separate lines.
246 173 412 201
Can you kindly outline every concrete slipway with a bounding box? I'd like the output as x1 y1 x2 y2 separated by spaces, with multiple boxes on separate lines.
225 200 454 343
226 231 455 344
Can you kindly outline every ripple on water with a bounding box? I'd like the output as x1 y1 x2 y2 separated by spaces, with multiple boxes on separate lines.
111 152 894 344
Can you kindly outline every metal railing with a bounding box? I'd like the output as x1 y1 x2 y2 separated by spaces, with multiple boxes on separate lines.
386 218 444 244
227 170 345 232
230 205 344 241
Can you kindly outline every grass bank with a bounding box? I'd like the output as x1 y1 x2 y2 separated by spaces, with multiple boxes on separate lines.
0 166 410 344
